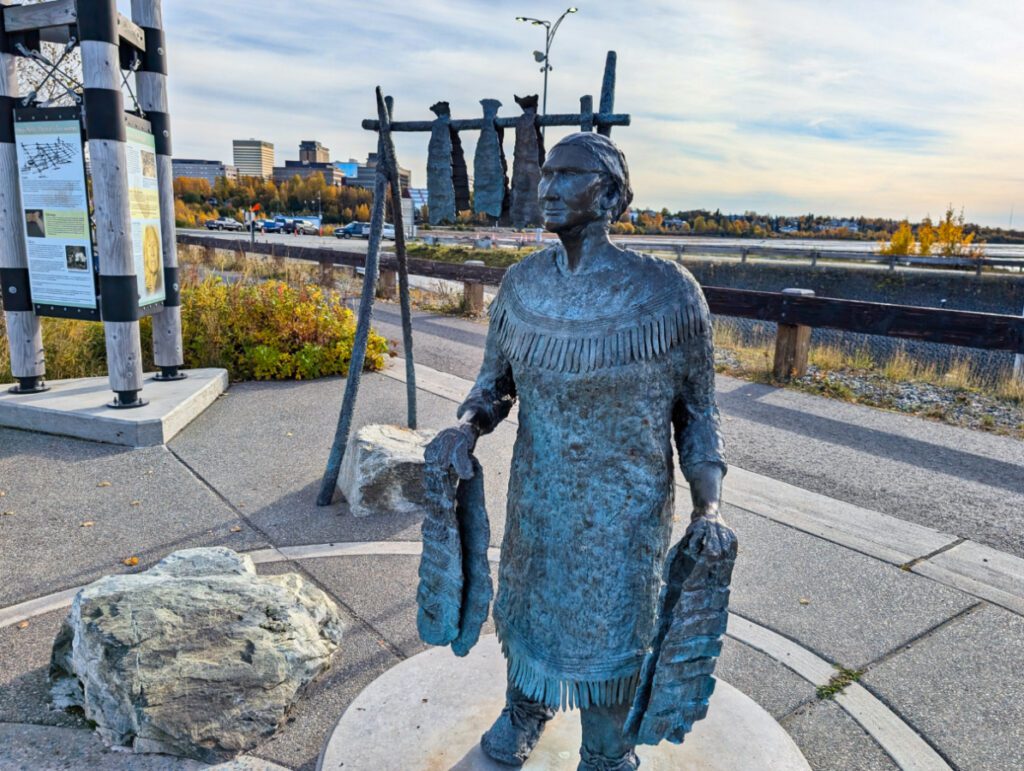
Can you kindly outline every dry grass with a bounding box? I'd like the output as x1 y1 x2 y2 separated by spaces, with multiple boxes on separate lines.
883 347 936 383
712 321 775 382
412 281 482 317
712 320 1023 410
178 244 321 286
997 374 1024 404
810 343 874 371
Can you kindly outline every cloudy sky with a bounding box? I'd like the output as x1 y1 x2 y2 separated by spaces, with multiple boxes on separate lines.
152 1 1023 226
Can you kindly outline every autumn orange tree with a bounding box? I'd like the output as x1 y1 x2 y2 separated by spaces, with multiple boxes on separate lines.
880 208 982 259
880 221 915 255
174 173 374 227
935 206 982 258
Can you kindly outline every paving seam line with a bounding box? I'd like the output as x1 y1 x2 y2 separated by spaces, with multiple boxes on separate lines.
726 613 951 771
0 541 950 771
381 362 1024 616
164 448 409 663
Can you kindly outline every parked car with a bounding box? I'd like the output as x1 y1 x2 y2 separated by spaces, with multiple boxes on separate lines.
282 219 319 235
335 221 368 239
257 219 283 233
205 217 244 231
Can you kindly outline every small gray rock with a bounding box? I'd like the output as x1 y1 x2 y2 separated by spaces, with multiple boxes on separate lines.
337 424 436 517
49 547 344 762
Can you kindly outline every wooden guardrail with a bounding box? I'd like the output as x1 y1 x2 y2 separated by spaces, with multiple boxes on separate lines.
178 234 1024 380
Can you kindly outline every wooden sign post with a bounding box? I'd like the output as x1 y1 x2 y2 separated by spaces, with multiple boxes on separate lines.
80 0 146 407
0 0 46 394
132 0 184 381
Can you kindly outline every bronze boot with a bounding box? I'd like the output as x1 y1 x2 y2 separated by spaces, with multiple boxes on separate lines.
480 685 555 766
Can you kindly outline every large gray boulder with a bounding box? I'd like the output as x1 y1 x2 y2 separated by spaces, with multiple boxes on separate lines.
50 547 344 762
337 423 435 517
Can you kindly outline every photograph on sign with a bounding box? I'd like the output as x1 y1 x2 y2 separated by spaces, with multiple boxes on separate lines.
126 124 166 308
13 118 97 315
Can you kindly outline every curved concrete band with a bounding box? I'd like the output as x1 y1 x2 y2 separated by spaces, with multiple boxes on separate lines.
317 634 811 771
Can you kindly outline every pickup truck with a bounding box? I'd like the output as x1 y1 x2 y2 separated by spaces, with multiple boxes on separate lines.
205 217 245 231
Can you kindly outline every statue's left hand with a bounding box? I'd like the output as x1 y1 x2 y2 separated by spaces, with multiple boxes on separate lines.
424 424 478 481
683 513 736 563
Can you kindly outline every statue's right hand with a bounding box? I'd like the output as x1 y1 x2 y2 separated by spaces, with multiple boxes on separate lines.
424 424 478 481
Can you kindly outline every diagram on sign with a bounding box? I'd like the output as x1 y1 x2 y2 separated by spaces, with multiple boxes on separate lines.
19 136 76 177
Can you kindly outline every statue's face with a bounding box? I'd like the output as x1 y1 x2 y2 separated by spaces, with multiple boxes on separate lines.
539 144 611 234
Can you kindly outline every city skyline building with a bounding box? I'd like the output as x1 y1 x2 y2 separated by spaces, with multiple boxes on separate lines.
171 158 238 186
232 139 275 179
272 160 346 187
299 140 329 164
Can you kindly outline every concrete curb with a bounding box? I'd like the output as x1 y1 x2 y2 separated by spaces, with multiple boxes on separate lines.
0 368 228 447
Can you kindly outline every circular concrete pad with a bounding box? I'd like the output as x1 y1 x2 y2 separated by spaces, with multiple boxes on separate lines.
320 635 811 770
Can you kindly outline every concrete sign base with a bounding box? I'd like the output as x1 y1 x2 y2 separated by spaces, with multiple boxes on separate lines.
0 369 227 447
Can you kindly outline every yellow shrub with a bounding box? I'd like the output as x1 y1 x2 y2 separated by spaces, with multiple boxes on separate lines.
0 277 386 384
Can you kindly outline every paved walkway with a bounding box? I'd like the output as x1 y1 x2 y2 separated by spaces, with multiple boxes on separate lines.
1 361 1022 770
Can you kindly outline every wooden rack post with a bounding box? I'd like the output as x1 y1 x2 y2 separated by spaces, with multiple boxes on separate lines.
79 0 146 407
131 0 185 381
0 0 47 394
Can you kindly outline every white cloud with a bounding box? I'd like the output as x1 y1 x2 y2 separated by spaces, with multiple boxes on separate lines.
160 0 1024 226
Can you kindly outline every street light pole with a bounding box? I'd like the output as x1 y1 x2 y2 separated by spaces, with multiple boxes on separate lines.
515 7 578 136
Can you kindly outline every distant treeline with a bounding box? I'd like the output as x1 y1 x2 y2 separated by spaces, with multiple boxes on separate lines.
615 208 1024 243
174 171 1024 244
174 174 374 228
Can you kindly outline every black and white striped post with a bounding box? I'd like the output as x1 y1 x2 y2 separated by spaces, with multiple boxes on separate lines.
78 0 147 407
0 0 47 394
131 0 184 381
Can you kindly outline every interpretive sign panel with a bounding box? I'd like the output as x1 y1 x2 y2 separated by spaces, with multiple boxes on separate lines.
13 109 98 320
125 116 165 310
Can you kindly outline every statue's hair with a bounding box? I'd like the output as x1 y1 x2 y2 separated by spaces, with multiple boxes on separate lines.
549 132 633 221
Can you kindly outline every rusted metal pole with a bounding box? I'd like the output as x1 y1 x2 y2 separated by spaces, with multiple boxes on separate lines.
380 94 417 429
317 87 391 506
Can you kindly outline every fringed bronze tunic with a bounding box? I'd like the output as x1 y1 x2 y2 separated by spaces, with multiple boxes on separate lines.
459 245 726 711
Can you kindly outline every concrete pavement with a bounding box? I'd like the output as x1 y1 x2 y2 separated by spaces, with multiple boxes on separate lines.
1 361 1022 770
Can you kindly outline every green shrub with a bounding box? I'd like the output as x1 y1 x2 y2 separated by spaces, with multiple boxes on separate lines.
0 276 386 383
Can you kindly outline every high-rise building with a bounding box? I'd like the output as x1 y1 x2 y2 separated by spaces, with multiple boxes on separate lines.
299 140 329 164
172 159 238 186
232 139 274 179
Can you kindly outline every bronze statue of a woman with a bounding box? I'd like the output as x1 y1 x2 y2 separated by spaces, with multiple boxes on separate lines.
425 132 733 771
